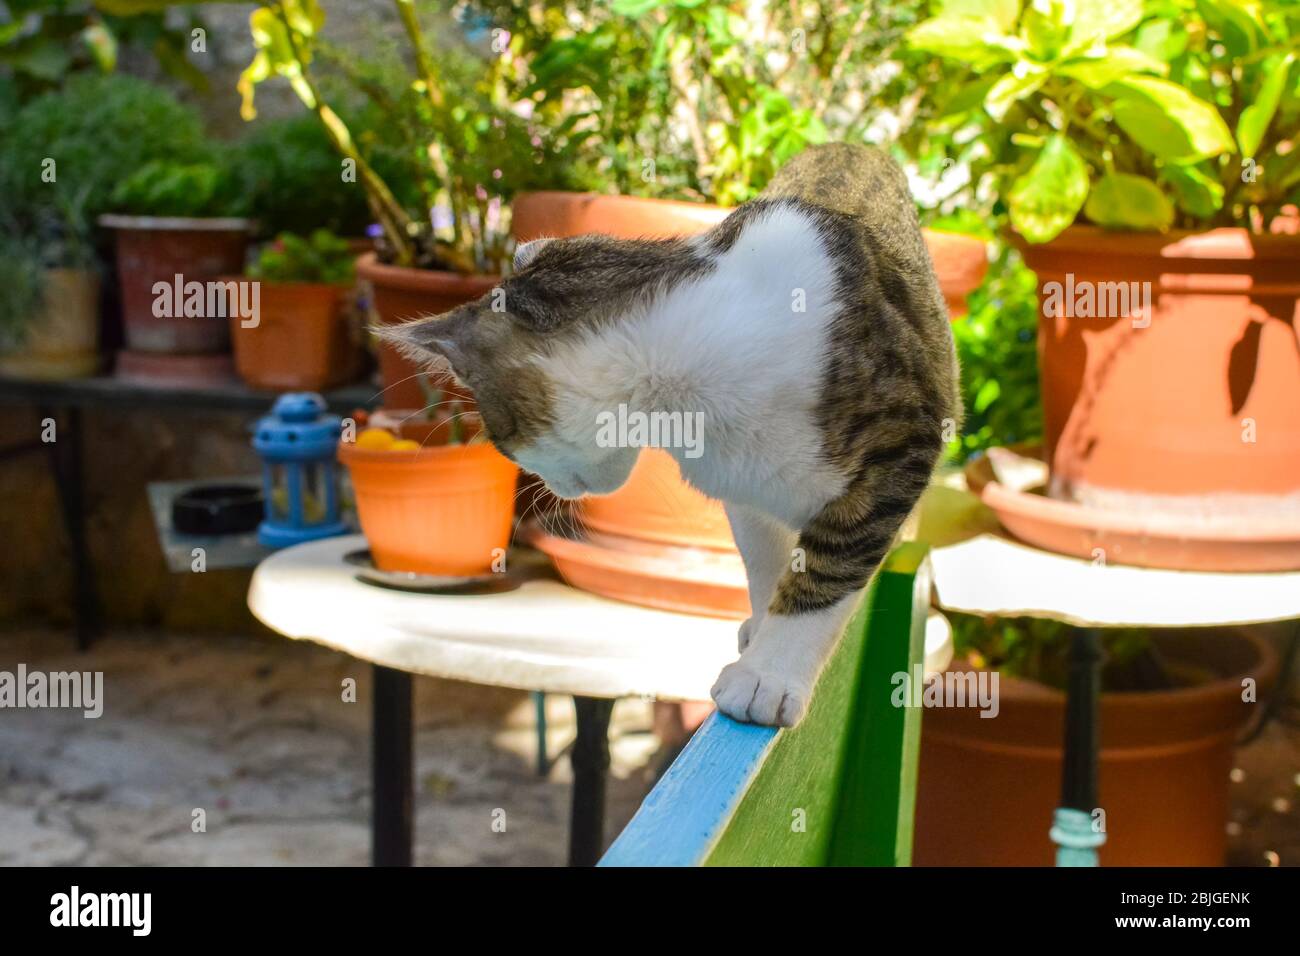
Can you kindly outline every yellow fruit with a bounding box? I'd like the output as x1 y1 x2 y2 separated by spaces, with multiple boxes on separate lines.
389 439 421 452
355 428 396 450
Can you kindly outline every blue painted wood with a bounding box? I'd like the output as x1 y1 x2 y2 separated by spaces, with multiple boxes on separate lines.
599 715 777 866
602 543 930 867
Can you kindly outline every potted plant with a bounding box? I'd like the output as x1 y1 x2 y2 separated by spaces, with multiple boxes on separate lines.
913 617 1278 866
229 229 361 392
338 401 518 577
238 0 588 407
100 157 254 357
0 196 101 380
501 1 987 580
909 0 1300 568
2 74 219 374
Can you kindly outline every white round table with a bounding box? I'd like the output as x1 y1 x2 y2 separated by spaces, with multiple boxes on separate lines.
248 533 953 865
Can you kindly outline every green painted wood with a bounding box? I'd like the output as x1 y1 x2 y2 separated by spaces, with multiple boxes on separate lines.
701 544 930 866
829 541 930 865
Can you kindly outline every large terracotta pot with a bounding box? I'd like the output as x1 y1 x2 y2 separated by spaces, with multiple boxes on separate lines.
0 268 101 379
229 281 358 391
580 449 735 550
1018 227 1300 514
356 253 498 409
99 215 252 354
513 190 988 553
913 628 1277 866
512 191 989 317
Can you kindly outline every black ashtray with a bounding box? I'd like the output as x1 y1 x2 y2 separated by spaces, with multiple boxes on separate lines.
172 484 263 536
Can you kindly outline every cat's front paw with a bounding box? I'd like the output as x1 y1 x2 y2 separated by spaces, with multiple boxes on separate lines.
710 660 809 727
737 615 762 653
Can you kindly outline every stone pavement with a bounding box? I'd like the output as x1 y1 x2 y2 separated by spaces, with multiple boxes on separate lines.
0 628 660 866
1 627 1294 866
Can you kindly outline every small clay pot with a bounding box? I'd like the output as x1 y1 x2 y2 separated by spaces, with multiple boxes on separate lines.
99 215 252 354
339 440 518 576
0 268 101 379
229 281 359 391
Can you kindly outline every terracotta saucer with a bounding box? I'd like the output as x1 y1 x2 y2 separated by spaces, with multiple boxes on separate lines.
968 446 1300 572
524 525 750 620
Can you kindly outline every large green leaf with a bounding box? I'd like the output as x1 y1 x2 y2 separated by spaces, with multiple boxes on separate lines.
907 16 1023 69
1195 0 1264 56
936 0 1021 32
1008 134 1090 243
1071 0 1145 44
1084 172 1174 230
941 75 999 117
610 0 666 16
1236 53 1295 158
1022 0 1072 60
1058 46 1167 89
1161 163 1225 219
985 65 1047 119
1107 75 1234 161
1134 18 1188 61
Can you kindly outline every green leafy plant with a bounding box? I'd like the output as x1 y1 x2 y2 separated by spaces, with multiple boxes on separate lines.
909 0 1300 241
248 229 355 284
237 0 578 272
108 158 248 218
947 613 1218 692
1 73 209 227
235 112 416 237
497 0 928 205
0 0 209 105
948 247 1043 460
0 191 97 346
0 233 50 348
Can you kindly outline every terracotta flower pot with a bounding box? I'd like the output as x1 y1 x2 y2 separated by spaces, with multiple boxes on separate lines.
0 268 101 379
1018 227 1300 518
229 281 359 391
512 191 987 561
913 628 1277 866
511 191 989 316
356 253 498 409
579 449 735 550
339 440 518 576
99 215 252 354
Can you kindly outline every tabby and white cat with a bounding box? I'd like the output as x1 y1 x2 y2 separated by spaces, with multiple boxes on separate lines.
383 143 958 727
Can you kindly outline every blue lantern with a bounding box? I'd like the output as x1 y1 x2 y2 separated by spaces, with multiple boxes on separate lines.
253 393 348 548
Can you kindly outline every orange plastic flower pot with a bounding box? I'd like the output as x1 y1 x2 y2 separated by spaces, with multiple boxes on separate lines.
340 441 519 576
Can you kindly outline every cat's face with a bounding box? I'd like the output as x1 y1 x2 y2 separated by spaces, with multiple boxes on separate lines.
378 237 649 499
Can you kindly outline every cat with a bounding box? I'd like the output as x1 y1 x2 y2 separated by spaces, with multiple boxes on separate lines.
381 142 959 727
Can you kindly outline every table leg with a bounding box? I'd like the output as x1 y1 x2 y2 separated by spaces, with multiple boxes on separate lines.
43 405 98 651
533 691 549 776
1052 629 1106 866
372 664 413 867
568 695 614 867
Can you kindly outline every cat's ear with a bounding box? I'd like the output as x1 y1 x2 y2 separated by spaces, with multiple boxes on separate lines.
373 311 469 374
502 276 565 333
512 237 553 272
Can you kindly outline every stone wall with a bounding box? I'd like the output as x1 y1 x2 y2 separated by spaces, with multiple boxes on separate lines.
0 404 263 633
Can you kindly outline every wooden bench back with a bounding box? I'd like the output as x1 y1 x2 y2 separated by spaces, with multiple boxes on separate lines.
601 543 932 866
